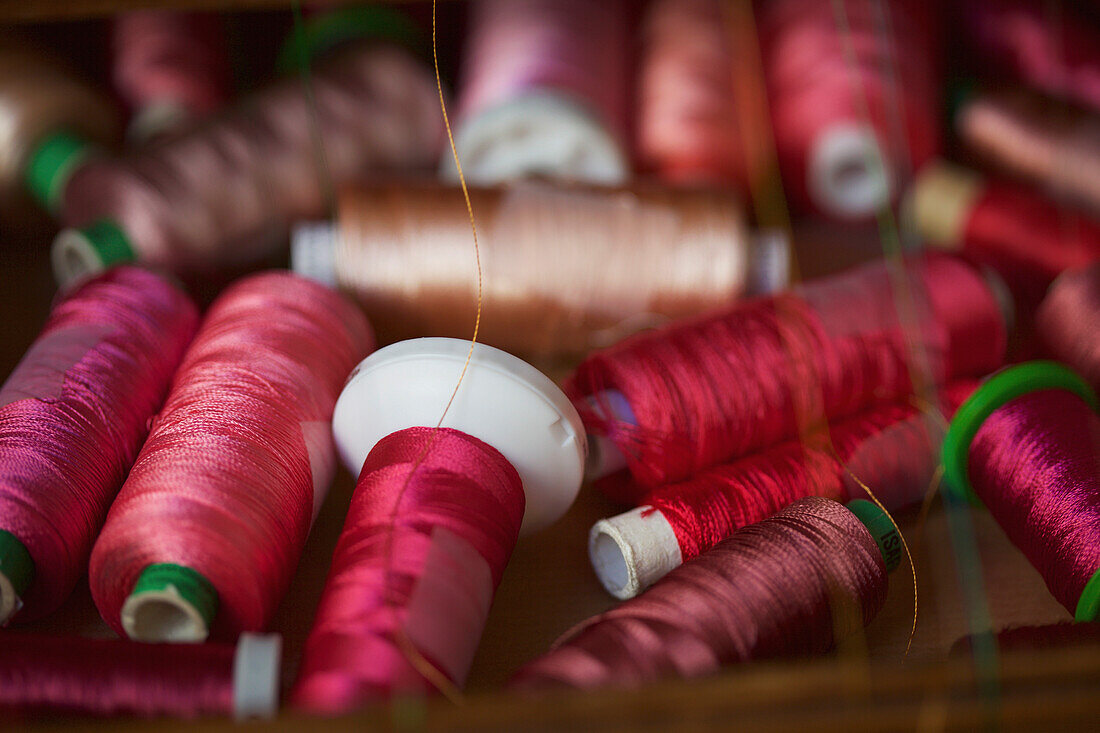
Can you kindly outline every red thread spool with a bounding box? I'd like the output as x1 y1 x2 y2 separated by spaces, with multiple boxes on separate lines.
942 361 1100 621
571 253 1007 492
89 272 373 642
111 11 229 141
636 0 745 188
512 497 891 691
0 632 280 719
591 381 976 599
0 267 197 624
758 0 940 218
911 162 1100 308
1037 263 1100 392
294 338 586 712
446 0 629 185
48 15 443 286
960 0 1100 115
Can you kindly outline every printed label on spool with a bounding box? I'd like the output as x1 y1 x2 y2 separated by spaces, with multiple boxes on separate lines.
402 526 495 686
0 324 115 408
300 421 336 523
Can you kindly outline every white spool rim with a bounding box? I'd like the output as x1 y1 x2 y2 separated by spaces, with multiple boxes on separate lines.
233 633 282 719
120 586 210 643
290 221 338 287
52 227 107 290
808 123 893 219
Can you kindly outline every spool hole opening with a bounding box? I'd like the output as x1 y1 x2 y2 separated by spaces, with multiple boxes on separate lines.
591 531 630 595
127 597 205 642
832 157 871 190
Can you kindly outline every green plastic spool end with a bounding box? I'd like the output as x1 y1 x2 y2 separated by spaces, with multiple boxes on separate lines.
25 131 93 214
847 499 902 573
52 219 136 289
121 563 218 643
1076 568 1100 622
0 530 35 624
277 6 426 74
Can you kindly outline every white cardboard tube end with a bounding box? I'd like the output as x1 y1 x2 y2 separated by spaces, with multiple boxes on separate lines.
290 221 338 287
233 633 282 719
809 123 893 219
52 228 106 290
589 506 682 600
120 588 209 643
907 161 984 248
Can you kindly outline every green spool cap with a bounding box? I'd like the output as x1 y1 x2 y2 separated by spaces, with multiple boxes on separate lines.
0 529 35 623
122 563 218 642
277 6 427 74
947 79 979 122
52 219 136 288
25 131 93 214
847 500 902 573
941 361 1098 504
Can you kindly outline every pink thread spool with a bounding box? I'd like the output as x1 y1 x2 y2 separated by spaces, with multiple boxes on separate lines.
47 11 443 287
512 497 894 690
942 361 1100 621
0 267 197 625
1037 263 1100 392
0 631 280 719
111 10 229 141
758 0 940 218
89 272 373 642
444 0 629 185
293 338 586 712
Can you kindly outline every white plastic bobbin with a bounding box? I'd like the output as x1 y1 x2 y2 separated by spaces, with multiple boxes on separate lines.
232 633 282 719
589 506 682 600
808 123 894 219
332 338 587 534
290 221 338 287
440 91 628 186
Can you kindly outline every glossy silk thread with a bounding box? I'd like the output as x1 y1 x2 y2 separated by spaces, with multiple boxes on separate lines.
89 272 373 637
0 268 197 621
293 427 524 713
512 497 887 690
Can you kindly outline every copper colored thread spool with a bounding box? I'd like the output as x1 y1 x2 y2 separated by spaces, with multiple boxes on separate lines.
293 182 789 359
958 89 1100 215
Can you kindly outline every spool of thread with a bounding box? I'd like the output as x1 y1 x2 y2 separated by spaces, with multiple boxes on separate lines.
941 361 1100 621
910 162 1100 305
956 89 1100 216
0 632 280 719
571 253 1008 490
293 338 586 712
0 37 117 216
442 0 629 185
757 0 940 218
0 267 198 625
591 381 976 599
960 0 1100 115
636 0 745 188
89 272 373 642
49 13 444 287
111 11 229 141
292 182 789 358
512 497 893 690
1037 263 1100 392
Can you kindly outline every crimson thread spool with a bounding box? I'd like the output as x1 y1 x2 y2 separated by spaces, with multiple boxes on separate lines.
956 89 1100 217
0 38 118 217
910 162 1100 302
1037 263 1100 392
111 10 229 141
0 267 198 624
571 253 1009 491
941 361 1100 621
757 0 940 218
47 11 443 287
89 272 373 642
0 632 280 719
591 381 976 599
443 0 629 185
293 182 789 359
293 338 586 712
512 497 894 690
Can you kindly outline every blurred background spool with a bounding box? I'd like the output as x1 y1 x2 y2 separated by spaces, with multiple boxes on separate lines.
757 0 940 219
89 272 373 642
442 0 629 185
110 10 230 141
0 268 197 625
1037 263 1100 393
292 182 788 360
48 8 444 287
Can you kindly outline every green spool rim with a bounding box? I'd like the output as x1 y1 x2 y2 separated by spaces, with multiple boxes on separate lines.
941 361 1097 505
846 499 902 573
0 529 35 618
53 219 137 288
947 78 979 123
25 131 93 214
1076 569 1100 621
124 563 219 641
277 6 427 74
